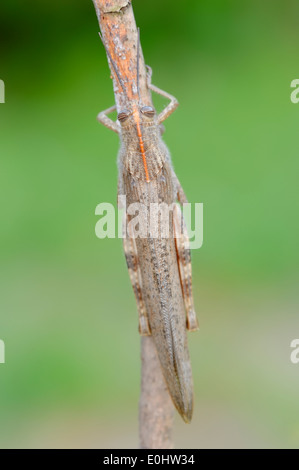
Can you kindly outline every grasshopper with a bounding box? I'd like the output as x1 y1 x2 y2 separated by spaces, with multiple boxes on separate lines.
97 32 199 423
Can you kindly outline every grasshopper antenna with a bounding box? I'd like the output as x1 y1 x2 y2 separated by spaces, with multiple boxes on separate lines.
136 27 141 102
98 32 129 100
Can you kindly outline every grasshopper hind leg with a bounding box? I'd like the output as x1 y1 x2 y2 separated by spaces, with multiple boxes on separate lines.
173 204 199 332
122 214 151 336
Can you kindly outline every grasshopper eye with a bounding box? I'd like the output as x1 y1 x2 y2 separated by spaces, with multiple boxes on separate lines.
140 106 155 117
117 110 130 122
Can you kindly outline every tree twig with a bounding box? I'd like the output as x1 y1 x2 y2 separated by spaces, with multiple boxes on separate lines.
92 0 174 449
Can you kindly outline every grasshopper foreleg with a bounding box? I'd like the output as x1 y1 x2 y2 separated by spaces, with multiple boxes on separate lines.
146 65 179 124
97 105 119 133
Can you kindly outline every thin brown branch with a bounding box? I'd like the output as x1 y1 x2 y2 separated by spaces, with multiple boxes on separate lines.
139 337 174 449
92 0 174 449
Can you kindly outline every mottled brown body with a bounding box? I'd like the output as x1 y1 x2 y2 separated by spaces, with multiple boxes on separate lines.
98 69 198 422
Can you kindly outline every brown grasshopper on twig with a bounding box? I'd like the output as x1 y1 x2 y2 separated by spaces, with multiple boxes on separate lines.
97 31 199 423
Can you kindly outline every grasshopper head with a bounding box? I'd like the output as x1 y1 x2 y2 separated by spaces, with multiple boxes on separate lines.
117 104 156 128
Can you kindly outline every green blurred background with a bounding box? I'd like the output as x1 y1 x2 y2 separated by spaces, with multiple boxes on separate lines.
0 0 299 448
